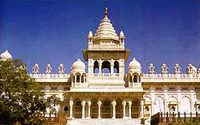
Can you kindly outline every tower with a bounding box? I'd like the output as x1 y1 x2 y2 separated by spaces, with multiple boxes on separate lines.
83 8 130 77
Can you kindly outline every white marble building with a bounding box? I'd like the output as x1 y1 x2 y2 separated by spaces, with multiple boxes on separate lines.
1 8 200 125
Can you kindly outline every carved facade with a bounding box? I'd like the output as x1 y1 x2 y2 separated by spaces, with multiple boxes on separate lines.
1 8 200 125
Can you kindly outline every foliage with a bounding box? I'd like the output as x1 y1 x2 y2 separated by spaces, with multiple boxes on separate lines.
0 59 49 124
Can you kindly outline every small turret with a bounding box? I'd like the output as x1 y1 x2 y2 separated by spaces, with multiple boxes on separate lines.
120 31 125 39
119 31 125 44
88 31 93 45
88 31 93 39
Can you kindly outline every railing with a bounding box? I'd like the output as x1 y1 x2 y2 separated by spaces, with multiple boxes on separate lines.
91 73 121 77
29 73 200 82
88 44 124 50
142 74 200 79
151 112 200 125
29 74 70 79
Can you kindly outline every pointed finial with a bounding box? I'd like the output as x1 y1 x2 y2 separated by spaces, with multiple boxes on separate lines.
88 31 93 38
104 7 108 17
120 31 125 38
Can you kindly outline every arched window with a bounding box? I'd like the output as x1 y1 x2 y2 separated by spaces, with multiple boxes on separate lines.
76 74 81 83
133 75 137 83
73 75 75 83
130 75 133 83
180 97 191 113
81 75 84 83
114 61 119 73
154 97 165 114
102 61 111 73
64 105 70 117
94 61 99 73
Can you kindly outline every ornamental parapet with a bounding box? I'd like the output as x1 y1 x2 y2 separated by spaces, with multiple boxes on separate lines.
142 73 200 82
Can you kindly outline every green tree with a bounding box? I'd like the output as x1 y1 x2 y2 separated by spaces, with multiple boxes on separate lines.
0 59 48 124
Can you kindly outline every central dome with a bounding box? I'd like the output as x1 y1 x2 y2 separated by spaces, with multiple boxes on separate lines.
94 8 119 41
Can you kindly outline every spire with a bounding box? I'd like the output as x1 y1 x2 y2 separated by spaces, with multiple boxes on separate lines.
104 7 108 18
94 7 119 41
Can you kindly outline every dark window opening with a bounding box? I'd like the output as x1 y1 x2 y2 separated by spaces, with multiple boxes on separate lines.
114 61 119 73
102 61 111 73
94 61 99 73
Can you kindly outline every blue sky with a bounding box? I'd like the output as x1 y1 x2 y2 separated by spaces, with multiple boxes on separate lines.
1 0 200 73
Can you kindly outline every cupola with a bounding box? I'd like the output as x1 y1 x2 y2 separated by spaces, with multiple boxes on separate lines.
128 58 142 73
71 59 86 73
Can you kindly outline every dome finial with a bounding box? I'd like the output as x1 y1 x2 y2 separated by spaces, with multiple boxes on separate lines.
104 7 108 17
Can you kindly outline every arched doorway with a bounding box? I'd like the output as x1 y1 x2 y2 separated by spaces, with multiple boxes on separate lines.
116 99 123 118
102 99 112 118
74 99 82 118
91 99 98 118
131 100 140 118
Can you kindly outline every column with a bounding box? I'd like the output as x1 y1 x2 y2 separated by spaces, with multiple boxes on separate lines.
81 100 86 119
87 100 91 119
75 75 77 83
150 88 155 115
141 100 144 118
128 101 132 119
110 60 114 75
69 99 74 118
97 100 102 119
122 100 126 119
99 60 102 74
164 87 169 113
112 100 116 119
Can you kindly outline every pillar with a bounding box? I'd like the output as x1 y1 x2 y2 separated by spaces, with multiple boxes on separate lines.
69 99 73 118
81 100 86 119
99 60 102 74
122 100 126 119
112 100 116 119
128 101 132 119
97 100 102 119
141 100 144 118
75 75 77 83
87 100 91 119
111 60 114 74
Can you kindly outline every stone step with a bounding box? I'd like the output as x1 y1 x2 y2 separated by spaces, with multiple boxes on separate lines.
67 119 141 125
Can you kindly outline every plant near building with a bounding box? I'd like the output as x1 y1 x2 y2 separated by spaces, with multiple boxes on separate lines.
0 59 49 124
